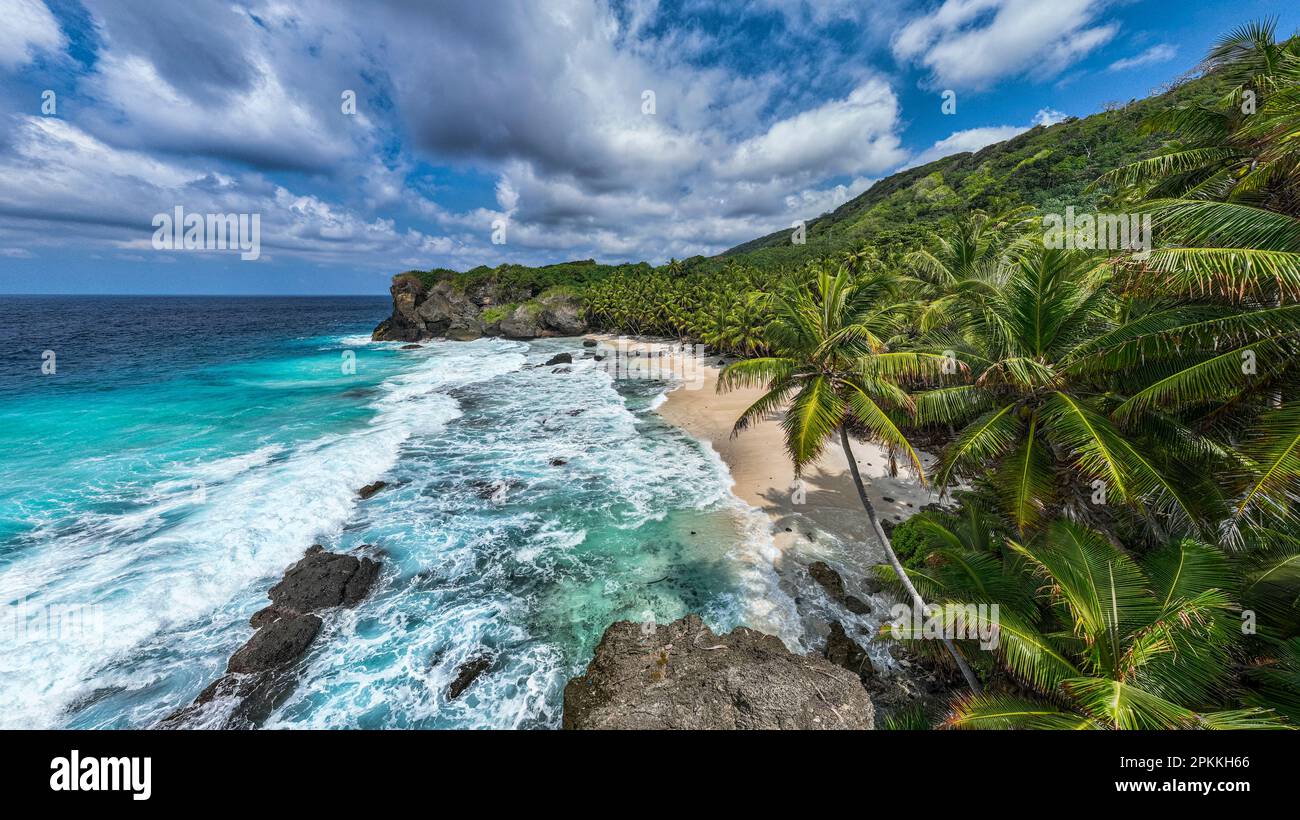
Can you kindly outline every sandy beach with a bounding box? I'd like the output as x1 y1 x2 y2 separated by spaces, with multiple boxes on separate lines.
590 335 945 576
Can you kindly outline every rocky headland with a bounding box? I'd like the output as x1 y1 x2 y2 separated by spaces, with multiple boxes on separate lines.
372 272 587 342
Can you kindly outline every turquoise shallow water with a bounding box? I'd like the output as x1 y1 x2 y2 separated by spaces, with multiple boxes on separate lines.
0 296 796 728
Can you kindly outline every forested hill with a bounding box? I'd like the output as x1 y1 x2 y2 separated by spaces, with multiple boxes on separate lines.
721 71 1226 268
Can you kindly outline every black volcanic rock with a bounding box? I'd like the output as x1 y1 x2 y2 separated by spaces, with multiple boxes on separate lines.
447 655 493 700
226 614 322 674
159 545 381 729
824 621 874 683
358 480 387 500
808 561 846 600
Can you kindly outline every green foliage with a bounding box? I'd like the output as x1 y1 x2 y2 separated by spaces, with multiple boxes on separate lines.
888 511 953 570
380 19 1300 726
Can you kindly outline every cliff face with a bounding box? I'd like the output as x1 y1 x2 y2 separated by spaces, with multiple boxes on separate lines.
372 274 588 342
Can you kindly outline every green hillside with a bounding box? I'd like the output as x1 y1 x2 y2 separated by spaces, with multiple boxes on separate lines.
722 72 1226 266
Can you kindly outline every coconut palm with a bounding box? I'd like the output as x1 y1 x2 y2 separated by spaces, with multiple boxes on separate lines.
719 266 982 690
915 246 1214 537
902 208 1036 335
1086 19 1300 548
910 519 1286 728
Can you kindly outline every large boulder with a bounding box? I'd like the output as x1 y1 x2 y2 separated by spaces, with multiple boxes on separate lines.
498 304 545 339
538 292 587 336
563 614 874 730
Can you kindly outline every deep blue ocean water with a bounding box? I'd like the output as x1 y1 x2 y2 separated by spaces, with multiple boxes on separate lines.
0 296 796 728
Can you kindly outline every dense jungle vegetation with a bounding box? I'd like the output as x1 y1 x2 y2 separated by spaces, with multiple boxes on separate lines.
401 21 1300 728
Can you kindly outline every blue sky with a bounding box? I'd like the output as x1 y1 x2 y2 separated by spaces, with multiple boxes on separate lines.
0 0 1297 295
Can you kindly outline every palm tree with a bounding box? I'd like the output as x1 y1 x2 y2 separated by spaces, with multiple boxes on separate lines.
903 208 1036 335
914 246 1212 537
719 266 982 690
1088 17 1300 550
901 519 1285 728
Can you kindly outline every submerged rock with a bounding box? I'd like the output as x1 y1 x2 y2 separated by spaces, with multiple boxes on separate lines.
563 614 873 730
844 595 872 615
358 480 387 500
808 561 847 600
446 655 493 700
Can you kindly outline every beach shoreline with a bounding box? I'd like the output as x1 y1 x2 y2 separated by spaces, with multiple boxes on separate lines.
588 334 945 577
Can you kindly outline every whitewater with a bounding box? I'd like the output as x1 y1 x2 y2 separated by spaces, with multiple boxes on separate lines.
0 296 799 728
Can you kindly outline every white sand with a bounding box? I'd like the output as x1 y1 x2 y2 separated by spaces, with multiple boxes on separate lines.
589 335 945 570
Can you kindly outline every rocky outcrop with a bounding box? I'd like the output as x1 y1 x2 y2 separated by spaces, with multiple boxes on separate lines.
416 280 486 341
809 561 871 615
808 561 847 599
562 614 874 730
825 621 875 683
371 275 429 343
497 303 544 339
539 292 586 335
160 546 380 729
358 481 387 500
372 272 588 342
447 655 493 700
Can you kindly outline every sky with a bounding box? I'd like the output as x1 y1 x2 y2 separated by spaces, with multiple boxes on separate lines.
0 0 1298 295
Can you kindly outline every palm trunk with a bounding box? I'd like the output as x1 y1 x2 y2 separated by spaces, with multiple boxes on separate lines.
839 427 981 693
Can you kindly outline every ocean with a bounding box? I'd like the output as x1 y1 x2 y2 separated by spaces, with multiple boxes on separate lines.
0 296 799 729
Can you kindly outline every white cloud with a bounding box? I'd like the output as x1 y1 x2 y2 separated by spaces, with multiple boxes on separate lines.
1108 43 1177 72
0 115 476 269
0 0 922 269
715 79 906 181
1033 107 1068 126
893 0 1118 90
910 125 1027 168
0 0 65 70
908 106 1068 168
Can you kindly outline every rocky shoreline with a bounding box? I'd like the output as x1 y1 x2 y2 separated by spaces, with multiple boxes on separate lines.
367 290 948 729
160 545 381 729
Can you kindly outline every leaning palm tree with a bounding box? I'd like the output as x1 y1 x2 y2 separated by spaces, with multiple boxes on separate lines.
719 266 981 690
